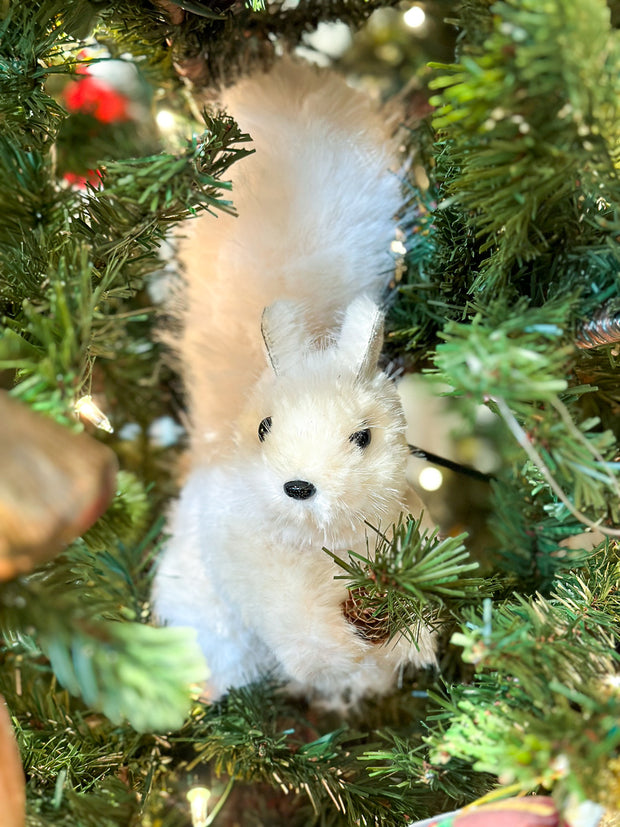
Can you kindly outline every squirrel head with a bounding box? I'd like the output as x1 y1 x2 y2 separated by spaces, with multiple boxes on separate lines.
235 296 409 545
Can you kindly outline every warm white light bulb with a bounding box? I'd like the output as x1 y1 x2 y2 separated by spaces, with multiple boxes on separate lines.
187 786 211 827
418 466 443 492
403 5 426 28
391 239 407 255
156 109 176 132
74 395 114 433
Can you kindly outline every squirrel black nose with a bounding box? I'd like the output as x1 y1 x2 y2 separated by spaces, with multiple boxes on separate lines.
283 480 316 500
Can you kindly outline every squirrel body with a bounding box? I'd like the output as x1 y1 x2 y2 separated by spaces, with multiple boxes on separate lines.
153 59 435 707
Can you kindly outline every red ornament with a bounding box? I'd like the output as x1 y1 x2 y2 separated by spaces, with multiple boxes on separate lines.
63 169 103 189
63 76 130 124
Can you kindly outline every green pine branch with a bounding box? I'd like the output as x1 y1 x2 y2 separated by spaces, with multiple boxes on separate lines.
0 484 204 736
0 112 253 420
0 3 76 151
362 732 494 810
97 0 400 90
387 128 484 362
391 0 619 350
0 571 207 732
325 515 482 644
92 112 253 227
431 299 620 537
162 682 448 826
427 0 619 293
427 670 620 801
487 478 595 591
0 649 147 824
425 560 620 799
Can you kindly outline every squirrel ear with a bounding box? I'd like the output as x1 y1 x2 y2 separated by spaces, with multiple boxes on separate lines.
261 301 310 375
337 296 385 379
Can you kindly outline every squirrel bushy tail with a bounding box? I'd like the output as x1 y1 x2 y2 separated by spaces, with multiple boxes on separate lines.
176 59 403 460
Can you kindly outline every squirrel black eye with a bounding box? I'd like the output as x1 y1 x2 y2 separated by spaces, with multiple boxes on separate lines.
258 417 272 442
349 428 371 449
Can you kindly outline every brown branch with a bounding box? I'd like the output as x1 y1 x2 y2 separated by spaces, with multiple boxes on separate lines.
151 0 243 88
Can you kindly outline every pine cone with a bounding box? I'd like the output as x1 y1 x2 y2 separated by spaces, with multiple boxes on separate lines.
342 587 391 644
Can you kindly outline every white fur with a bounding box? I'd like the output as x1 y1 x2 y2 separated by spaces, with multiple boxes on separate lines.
153 59 436 709
175 58 402 458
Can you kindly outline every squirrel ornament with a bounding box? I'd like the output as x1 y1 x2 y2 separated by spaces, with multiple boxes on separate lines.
152 57 436 709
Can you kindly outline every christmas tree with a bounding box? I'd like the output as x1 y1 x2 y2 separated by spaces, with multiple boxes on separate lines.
0 1 619 825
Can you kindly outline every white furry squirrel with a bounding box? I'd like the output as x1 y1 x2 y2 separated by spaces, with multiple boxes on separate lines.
152 57 436 708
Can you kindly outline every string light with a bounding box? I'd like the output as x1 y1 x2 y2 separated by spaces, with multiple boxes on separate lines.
403 5 426 28
390 239 407 256
418 466 443 492
187 786 211 827
156 109 176 133
74 395 114 433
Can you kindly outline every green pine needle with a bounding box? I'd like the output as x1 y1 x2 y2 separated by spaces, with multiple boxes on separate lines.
325 515 481 643
1 574 207 732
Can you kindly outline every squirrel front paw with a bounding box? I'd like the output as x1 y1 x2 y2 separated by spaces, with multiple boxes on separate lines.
274 617 370 691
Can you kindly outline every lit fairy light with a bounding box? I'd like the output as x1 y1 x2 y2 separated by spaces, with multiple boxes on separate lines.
403 5 426 28
74 395 114 433
605 673 620 689
156 109 176 133
187 786 211 827
390 239 407 256
418 466 443 492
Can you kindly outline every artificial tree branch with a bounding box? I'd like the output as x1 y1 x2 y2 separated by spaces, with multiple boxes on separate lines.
492 395 620 539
